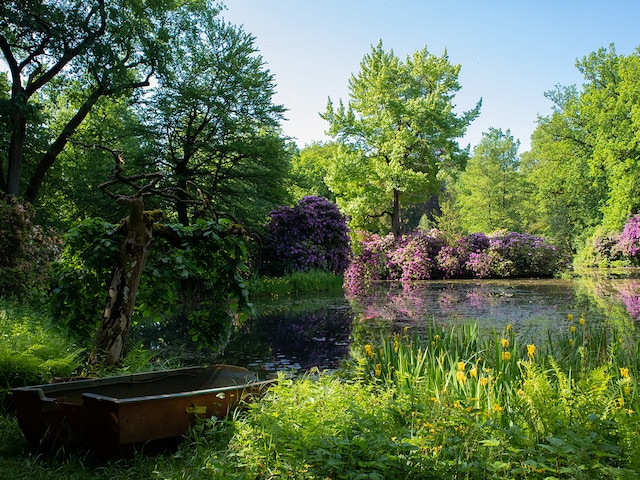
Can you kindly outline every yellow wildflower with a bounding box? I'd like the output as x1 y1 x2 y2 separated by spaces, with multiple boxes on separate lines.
615 397 624 409
570 325 577 334
567 314 573 322
569 339 574 345
434 334 441 342
470 367 478 378
457 361 466 371
456 370 467 385
479 377 489 387
625 386 632 396
501 351 511 361
493 404 504 413
364 344 375 358
579 316 585 325
620 367 630 378
527 344 536 360
517 389 525 396
501 338 509 349
506 324 512 332
374 364 382 377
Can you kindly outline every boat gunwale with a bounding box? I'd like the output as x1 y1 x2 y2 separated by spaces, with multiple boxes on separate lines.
80 378 277 405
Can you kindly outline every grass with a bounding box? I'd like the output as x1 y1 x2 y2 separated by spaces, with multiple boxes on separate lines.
2 300 640 478
249 270 344 299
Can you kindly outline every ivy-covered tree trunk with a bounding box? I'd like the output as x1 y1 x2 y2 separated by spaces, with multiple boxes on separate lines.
89 197 162 367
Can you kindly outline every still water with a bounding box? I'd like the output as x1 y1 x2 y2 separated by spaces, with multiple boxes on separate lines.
217 272 640 374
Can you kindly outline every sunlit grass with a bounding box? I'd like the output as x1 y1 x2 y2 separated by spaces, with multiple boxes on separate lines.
2 308 640 478
249 270 344 299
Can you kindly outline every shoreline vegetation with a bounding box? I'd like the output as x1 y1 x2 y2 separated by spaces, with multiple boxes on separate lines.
3 288 640 478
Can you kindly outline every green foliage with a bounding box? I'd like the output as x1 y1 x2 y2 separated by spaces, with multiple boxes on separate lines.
0 301 82 409
574 225 624 267
1 0 208 201
51 217 253 354
50 218 120 339
3 316 640 477
523 45 640 252
0 196 62 298
456 128 526 233
289 142 338 202
322 40 481 237
249 270 344 299
142 7 291 227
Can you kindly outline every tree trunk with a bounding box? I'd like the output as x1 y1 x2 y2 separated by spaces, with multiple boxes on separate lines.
24 90 101 203
6 107 26 196
392 188 401 239
89 197 162 366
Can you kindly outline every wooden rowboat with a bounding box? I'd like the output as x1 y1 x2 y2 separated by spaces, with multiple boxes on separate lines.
11 365 275 455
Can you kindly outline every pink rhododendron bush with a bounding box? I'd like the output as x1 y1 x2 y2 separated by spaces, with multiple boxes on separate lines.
615 214 640 262
345 229 569 296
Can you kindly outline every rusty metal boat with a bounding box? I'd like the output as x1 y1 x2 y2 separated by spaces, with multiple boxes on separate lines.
11 365 275 455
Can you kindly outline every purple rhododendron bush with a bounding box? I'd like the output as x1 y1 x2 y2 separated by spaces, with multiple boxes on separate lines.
345 229 570 296
261 196 351 276
615 214 640 263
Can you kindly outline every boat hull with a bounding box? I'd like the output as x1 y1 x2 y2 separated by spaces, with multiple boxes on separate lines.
12 365 274 454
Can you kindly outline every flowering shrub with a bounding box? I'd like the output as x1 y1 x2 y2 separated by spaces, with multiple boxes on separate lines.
615 214 640 264
484 231 567 278
386 231 447 282
344 229 568 296
0 196 62 297
343 232 395 296
261 196 350 276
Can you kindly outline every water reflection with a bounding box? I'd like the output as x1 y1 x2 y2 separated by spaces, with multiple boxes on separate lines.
217 294 352 373
216 273 640 373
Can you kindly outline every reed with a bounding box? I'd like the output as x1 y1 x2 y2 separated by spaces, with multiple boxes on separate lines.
249 270 344 298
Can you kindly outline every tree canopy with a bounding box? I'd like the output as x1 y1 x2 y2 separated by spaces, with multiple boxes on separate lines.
0 0 193 203
142 7 291 226
321 41 480 237
456 128 525 233
521 44 640 252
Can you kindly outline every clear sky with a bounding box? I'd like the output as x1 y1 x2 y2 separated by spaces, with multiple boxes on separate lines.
221 1 640 153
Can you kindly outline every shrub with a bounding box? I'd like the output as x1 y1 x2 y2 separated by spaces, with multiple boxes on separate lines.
483 231 569 278
575 226 623 267
261 196 350 276
51 218 253 354
615 214 640 264
344 229 568 295
0 302 82 410
0 196 62 298
386 230 447 282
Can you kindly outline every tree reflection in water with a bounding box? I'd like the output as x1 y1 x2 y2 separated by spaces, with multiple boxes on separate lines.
173 273 640 375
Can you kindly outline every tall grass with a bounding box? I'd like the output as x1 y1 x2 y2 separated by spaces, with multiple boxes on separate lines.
2 312 640 478
249 270 344 299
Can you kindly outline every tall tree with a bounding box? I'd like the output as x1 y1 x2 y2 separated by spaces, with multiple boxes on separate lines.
322 41 480 238
520 85 605 249
522 44 640 251
0 0 200 204
290 142 338 202
142 8 290 226
456 128 524 233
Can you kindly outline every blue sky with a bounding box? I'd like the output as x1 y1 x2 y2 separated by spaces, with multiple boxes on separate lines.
221 1 640 152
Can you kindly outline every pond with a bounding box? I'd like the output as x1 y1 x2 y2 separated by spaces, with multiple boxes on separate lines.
216 271 640 374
